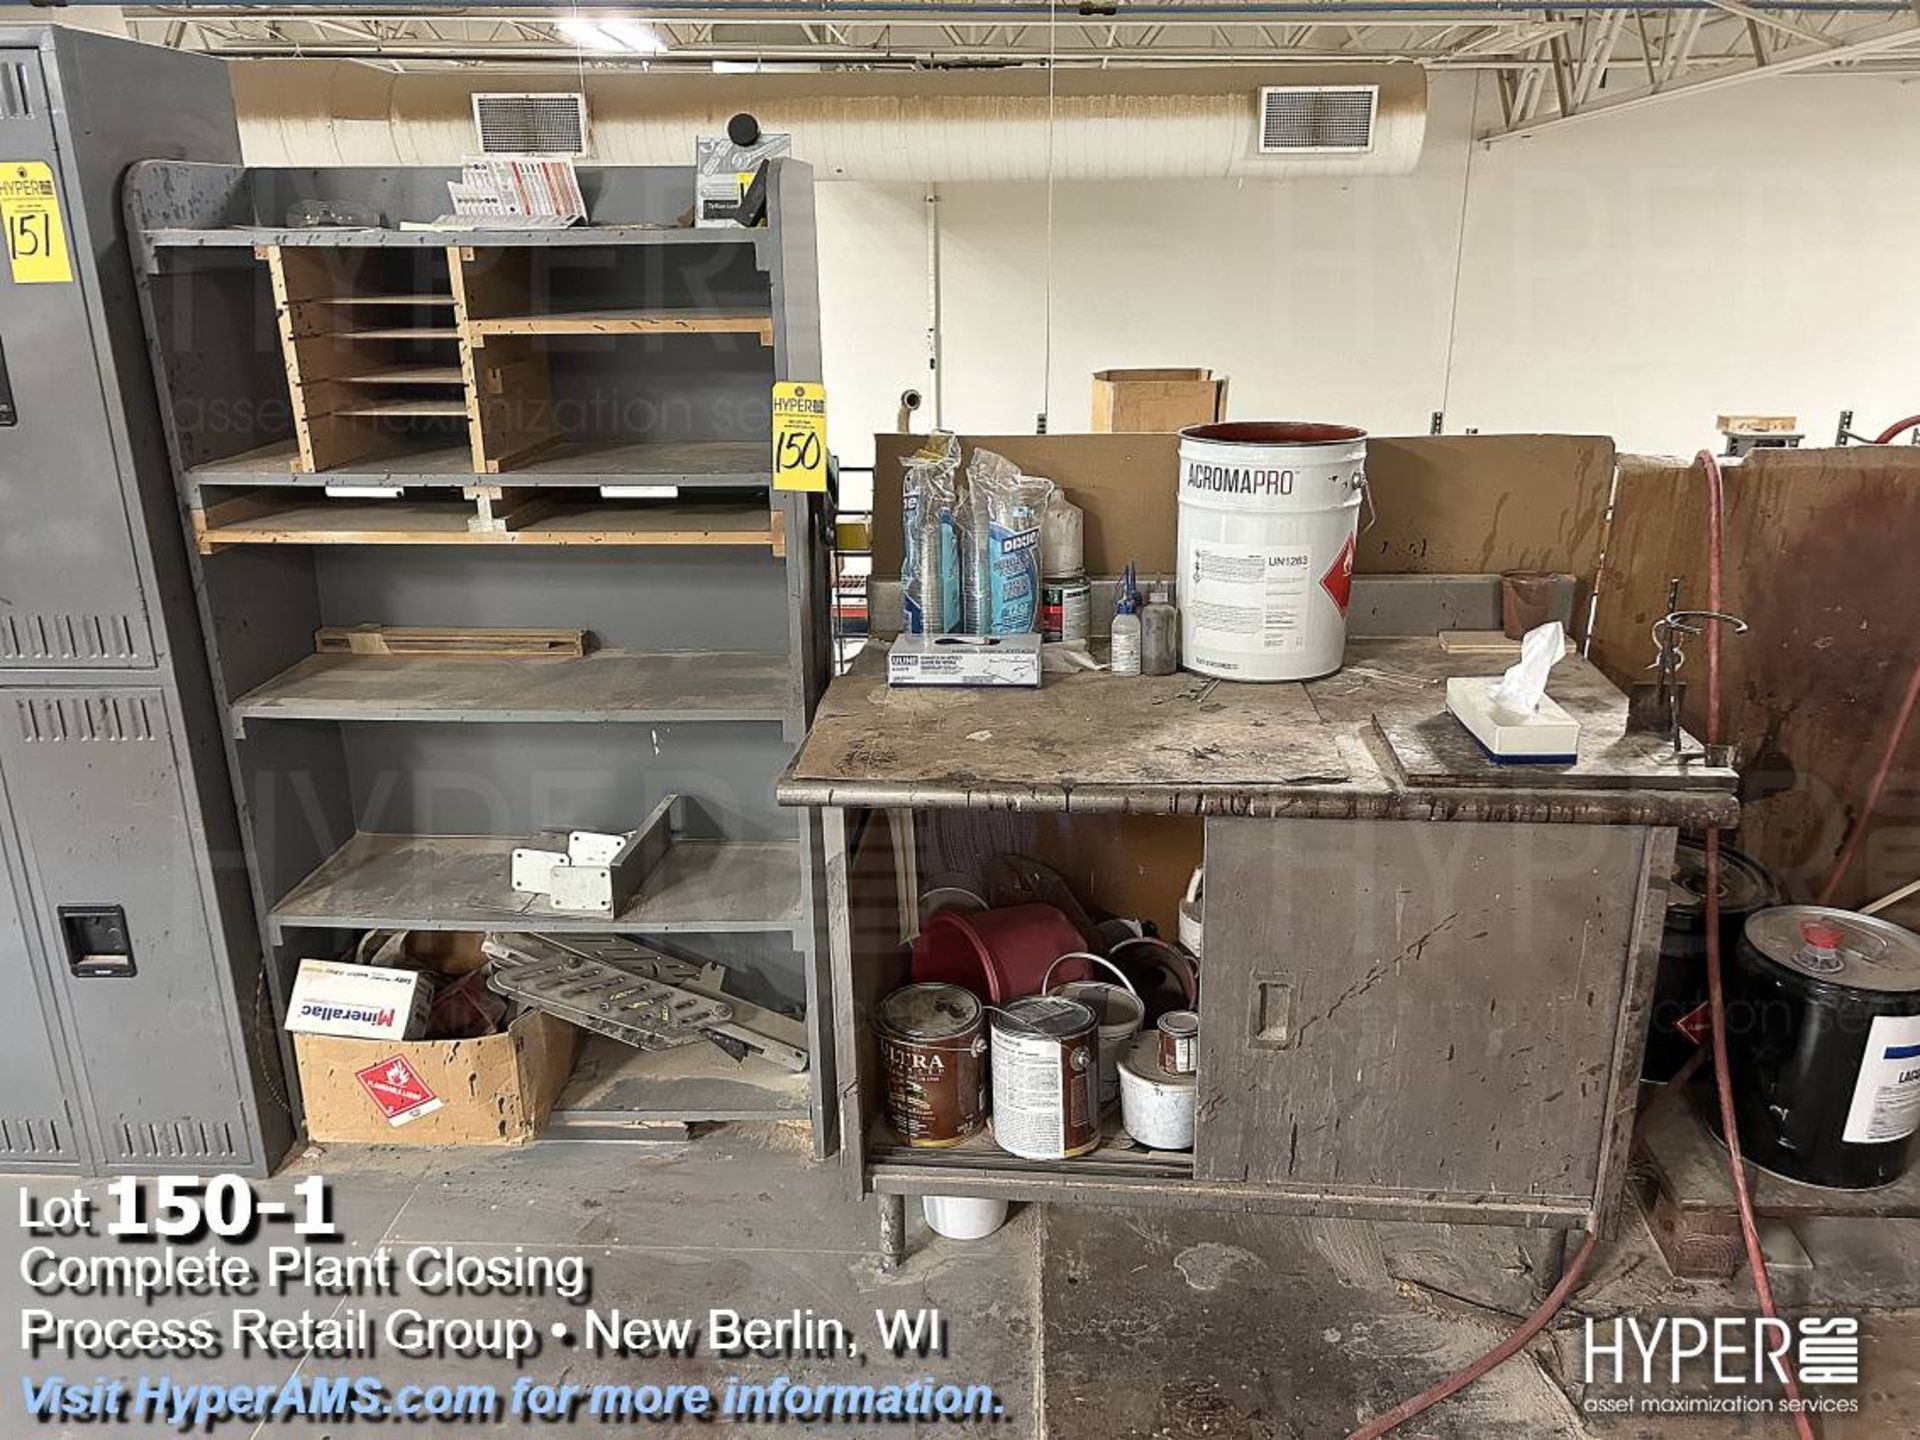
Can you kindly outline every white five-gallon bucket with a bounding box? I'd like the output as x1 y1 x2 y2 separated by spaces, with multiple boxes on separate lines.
1175 421 1368 682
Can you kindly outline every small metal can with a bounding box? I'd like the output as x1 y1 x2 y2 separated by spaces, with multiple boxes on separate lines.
1040 573 1091 646
1157 1010 1199 1075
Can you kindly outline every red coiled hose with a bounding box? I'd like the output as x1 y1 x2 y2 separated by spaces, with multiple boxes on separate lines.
1696 448 1815 1440
1870 415 1920 446
1346 452 1817 1440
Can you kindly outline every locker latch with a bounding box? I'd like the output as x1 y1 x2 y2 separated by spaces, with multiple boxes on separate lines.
59 905 136 978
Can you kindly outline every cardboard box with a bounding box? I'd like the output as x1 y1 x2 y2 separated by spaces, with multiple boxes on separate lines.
1091 368 1229 433
888 632 1041 687
285 959 432 1041
291 933 581 1146
293 1012 579 1145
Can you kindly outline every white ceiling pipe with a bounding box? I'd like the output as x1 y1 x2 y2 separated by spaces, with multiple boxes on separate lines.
230 62 1427 178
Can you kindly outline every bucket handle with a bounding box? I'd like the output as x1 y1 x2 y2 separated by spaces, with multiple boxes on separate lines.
1042 951 1139 998
1183 868 1204 908
1356 470 1377 532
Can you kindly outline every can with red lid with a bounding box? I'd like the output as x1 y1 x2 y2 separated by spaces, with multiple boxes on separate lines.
1720 905 1920 1189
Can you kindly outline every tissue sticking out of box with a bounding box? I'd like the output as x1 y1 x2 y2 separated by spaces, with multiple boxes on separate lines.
1445 621 1581 763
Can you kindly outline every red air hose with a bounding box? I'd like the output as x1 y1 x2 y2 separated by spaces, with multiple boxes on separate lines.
1345 453 1815 1440
1696 449 1817 1440
1870 415 1920 445
1816 658 1920 907
1342 1232 1599 1440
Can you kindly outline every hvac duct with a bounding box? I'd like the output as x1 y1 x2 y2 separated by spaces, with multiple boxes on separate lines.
229 63 1427 179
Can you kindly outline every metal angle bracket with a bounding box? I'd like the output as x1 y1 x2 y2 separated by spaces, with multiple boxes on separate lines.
483 932 732 1050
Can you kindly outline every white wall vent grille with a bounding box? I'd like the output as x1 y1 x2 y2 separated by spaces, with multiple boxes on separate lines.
472 93 589 155
1257 85 1378 154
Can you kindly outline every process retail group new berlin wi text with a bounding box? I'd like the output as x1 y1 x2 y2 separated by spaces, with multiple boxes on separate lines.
16 1176 1000 1431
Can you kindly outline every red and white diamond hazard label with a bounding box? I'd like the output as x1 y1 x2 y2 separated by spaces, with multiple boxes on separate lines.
1674 1002 1712 1048
354 1054 444 1127
1320 534 1356 616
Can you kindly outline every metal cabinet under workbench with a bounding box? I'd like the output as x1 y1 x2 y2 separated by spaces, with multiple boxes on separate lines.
779 627 1738 1261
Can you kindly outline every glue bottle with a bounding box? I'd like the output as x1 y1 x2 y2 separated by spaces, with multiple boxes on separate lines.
1111 563 1143 677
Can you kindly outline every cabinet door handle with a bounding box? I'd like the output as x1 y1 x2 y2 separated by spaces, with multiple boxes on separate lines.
1248 975 1293 1050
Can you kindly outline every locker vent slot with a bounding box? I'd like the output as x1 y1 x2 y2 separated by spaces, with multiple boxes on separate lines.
112 1117 241 1163
0 1114 74 1160
0 611 141 662
14 694 158 743
0 63 31 120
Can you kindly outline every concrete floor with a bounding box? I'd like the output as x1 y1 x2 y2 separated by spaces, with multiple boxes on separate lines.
6 1129 1918 1437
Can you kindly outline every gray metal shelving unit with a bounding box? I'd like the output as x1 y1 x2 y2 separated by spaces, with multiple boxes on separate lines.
125 159 837 1153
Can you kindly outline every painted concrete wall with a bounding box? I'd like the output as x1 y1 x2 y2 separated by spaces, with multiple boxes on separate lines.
809 72 1920 469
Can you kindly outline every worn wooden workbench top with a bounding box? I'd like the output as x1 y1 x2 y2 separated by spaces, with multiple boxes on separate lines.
778 637 1739 827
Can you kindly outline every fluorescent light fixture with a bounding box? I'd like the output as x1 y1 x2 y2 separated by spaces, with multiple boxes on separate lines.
557 16 667 54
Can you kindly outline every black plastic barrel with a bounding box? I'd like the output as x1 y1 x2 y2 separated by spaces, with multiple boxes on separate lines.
1719 906 1920 1189
1643 840 1776 1080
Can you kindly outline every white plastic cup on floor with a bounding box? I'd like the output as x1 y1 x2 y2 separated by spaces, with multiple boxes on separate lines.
922 1194 1009 1241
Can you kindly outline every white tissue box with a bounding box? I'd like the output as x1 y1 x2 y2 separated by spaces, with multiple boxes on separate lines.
1446 676 1581 763
888 633 1041 687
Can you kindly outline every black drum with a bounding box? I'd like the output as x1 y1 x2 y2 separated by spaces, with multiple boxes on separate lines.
1643 839 1776 1080
1719 906 1920 1189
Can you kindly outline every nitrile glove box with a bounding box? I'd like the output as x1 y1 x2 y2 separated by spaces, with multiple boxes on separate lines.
285 959 432 1041
888 632 1041 688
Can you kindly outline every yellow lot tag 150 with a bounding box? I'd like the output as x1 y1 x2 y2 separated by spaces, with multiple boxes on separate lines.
772 381 828 492
1 161 73 284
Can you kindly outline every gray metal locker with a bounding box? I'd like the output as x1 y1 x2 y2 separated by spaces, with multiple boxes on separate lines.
0 768 85 1168
0 26 291 1174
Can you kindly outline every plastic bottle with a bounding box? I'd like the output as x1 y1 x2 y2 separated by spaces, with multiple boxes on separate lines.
1141 584 1179 676
1111 563 1143 677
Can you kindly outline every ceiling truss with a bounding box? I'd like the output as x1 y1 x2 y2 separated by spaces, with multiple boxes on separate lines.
100 4 1920 139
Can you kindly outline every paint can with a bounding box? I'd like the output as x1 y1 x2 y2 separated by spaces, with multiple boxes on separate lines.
1040 573 1091 646
874 983 988 1149
1046 954 1145 1111
1175 421 1367 682
989 995 1100 1160
1719 906 1920 1189
1119 1031 1197 1150
923 1194 1009 1241
1157 1010 1200 1075
1644 839 1775 1080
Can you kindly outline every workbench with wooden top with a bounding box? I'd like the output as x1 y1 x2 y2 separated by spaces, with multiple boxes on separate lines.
779 632 1738 1264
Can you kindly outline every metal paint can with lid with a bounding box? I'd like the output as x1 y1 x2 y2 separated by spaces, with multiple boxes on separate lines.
875 983 988 1148
1158 1010 1200 1075
1119 1031 1197 1151
1721 906 1920 1189
990 995 1100 1160
1175 420 1368 682
1040 573 1091 646
1645 839 1777 1080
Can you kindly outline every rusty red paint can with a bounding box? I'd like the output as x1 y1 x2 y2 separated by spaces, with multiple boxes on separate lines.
875 983 987 1148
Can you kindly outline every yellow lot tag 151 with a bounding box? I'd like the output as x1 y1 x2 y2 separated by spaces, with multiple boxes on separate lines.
1 161 73 284
772 381 828 492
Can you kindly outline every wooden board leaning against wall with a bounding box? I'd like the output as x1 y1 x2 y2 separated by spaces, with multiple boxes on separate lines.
868 431 1618 933
1590 446 1920 922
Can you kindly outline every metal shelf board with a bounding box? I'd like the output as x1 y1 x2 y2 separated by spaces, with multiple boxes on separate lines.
231 649 794 727
145 224 766 250
187 437 774 490
269 831 805 940
192 496 778 550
